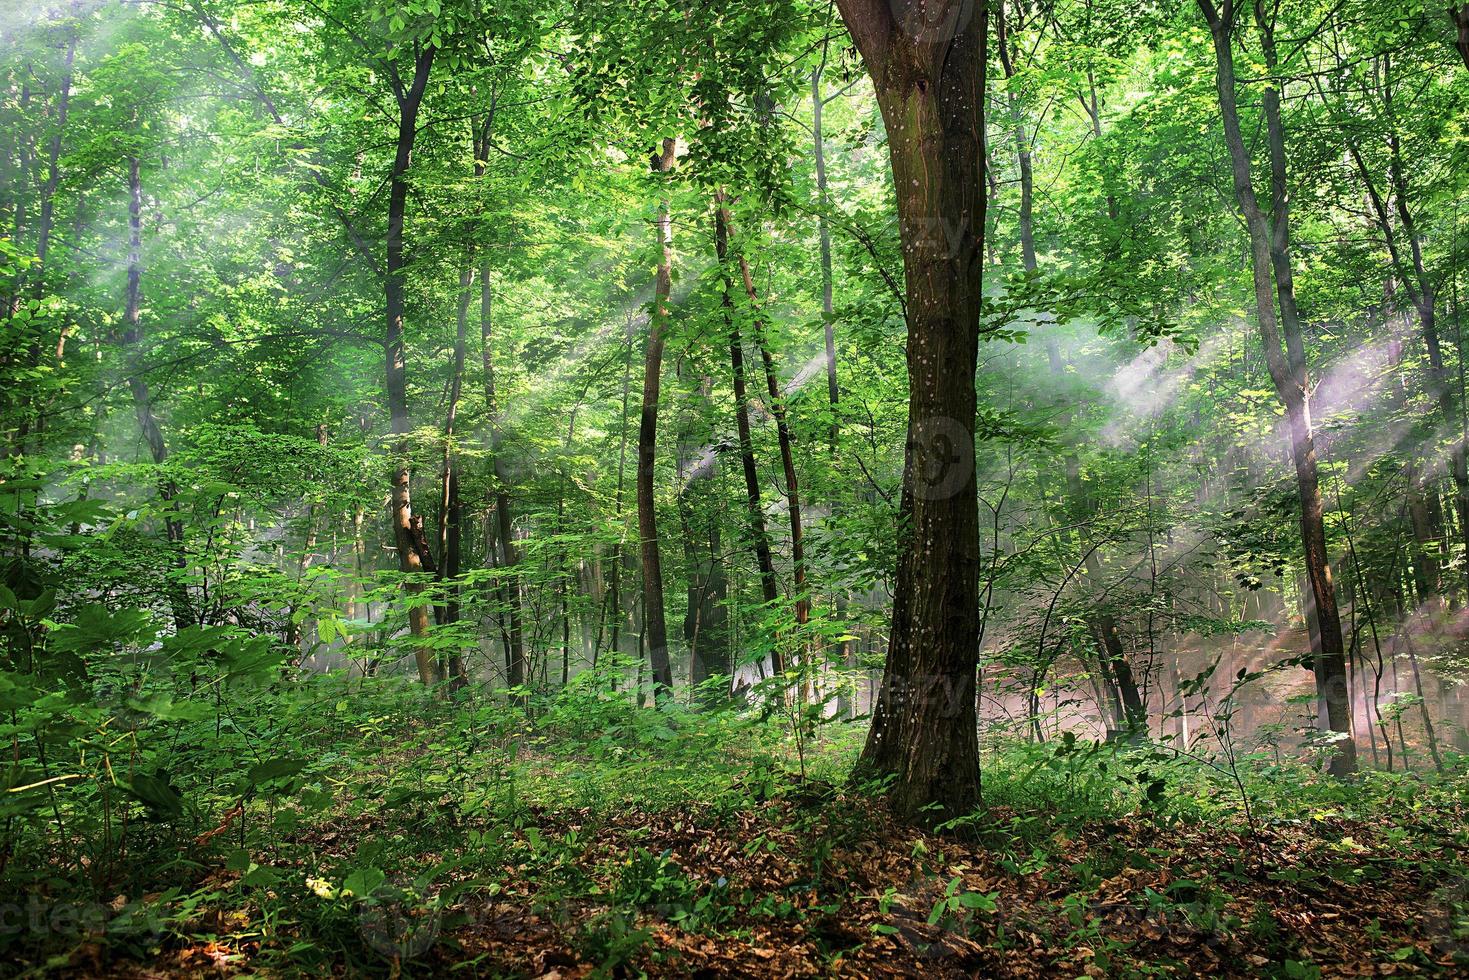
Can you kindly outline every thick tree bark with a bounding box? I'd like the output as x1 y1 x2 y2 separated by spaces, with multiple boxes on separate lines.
383 45 440 686
714 196 785 675
1199 0 1355 774
837 0 989 822
637 138 678 700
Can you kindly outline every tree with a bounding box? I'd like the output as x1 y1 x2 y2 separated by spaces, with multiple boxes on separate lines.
1197 0 1355 774
835 0 989 821
637 137 679 700
382 41 440 687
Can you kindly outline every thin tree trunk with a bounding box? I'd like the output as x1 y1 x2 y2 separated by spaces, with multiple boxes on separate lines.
474 111 527 691
437 262 473 688
33 30 74 298
383 46 439 686
995 1 1035 271
1451 5 1469 71
119 156 189 628
603 315 635 674
813 56 858 716
676 368 729 701
713 195 784 675
731 234 810 633
1403 634 1445 773
812 64 839 450
637 138 678 700
1199 0 1354 774
348 505 365 623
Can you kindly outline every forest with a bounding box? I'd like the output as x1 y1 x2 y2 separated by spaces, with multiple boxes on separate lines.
1 0 1467 975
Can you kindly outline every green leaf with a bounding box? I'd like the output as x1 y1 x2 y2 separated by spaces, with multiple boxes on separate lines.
124 773 183 817
342 867 386 899
247 758 308 786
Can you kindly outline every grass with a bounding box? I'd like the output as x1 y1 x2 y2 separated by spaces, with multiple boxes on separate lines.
2 671 1466 978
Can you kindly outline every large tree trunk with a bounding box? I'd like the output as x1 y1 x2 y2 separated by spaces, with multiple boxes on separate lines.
1199 0 1354 774
383 46 439 686
713 196 784 675
637 138 678 700
837 0 989 822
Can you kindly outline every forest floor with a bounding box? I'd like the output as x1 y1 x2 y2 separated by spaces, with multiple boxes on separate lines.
9 697 1468 979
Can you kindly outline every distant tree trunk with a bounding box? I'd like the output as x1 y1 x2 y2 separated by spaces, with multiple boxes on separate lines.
1403 633 1445 773
680 486 729 700
119 156 189 628
472 107 527 691
122 159 167 472
603 316 635 674
812 60 857 715
1339 54 1467 597
1451 5 1469 71
837 0 989 822
556 391 593 688
10 79 30 306
437 262 473 688
811 64 839 451
347 504 365 623
1199 0 1355 775
382 46 438 686
33 26 75 297
994 1 1035 270
999 0 1144 737
290 423 330 658
1406 462 1443 607
730 234 810 633
713 195 784 675
637 138 678 700
676 368 730 701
